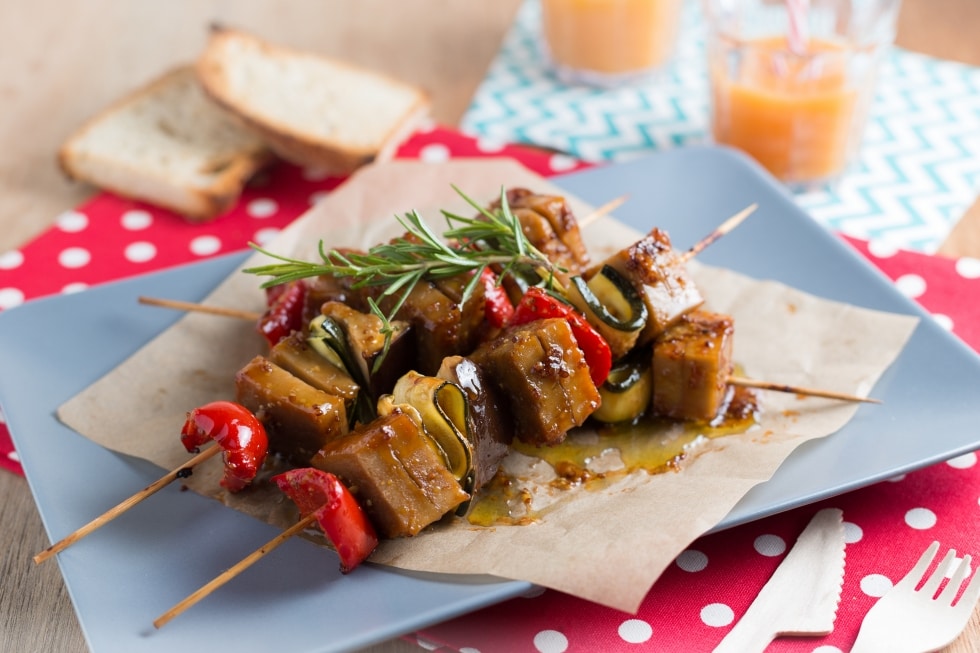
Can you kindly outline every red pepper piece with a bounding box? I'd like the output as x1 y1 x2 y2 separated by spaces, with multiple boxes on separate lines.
257 280 307 346
180 401 269 493
479 268 515 328
273 468 379 573
510 287 613 387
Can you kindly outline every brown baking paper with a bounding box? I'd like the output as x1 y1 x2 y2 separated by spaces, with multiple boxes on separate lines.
58 159 918 613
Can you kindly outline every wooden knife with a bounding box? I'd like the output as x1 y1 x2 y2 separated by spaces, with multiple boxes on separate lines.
712 507 847 653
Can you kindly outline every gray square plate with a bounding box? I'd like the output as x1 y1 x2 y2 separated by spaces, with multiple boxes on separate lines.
2 146 979 652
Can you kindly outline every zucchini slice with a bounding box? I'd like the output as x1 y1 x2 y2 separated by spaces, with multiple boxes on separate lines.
592 354 653 424
389 371 475 495
307 315 376 425
567 265 648 359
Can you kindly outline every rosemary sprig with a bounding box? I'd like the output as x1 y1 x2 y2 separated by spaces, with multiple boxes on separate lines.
243 186 563 369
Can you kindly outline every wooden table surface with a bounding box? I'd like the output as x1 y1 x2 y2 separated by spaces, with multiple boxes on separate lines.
1 1 978 651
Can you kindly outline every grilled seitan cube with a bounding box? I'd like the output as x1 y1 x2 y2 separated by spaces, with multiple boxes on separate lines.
311 410 468 538
470 318 600 446
235 356 348 463
317 301 413 399
651 310 734 422
376 279 483 376
269 331 360 405
498 188 590 274
601 227 704 344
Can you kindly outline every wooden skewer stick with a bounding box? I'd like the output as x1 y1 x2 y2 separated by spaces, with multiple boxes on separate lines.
154 512 319 629
729 376 881 404
138 296 261 321
33 445 221 565
578 194 629 229
679 203 758 263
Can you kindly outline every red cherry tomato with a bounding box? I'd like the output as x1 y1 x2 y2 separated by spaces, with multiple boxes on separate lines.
180 401 269 493
510 287 613 387
273 468 379 573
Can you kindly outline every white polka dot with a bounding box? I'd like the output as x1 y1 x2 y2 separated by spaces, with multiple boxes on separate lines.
549 154 579 172
533 629 568 653
247 198 279 218
932 313 954 331
947 452 977 469
125 241 157 263
887 473 906 482
866 239 898 258
894 274 926 299
844 521 864 544
861 573 893 597
302 166 332 182
460 648 481 653
618 619 652 644
56 210 88 233
253 228 281 245
676 549 709 572
700 603 735 627
419 143 451 163
61 283 88 295
413 636 441 651
58 247 91 269
7 450 19 463
905 507 937 530
476 137 507 153
0 250 24 270
0 288 23 309
754 534 787 557
955 257 980 279
121 209 153 230
190 235 222 257
309 190 331 205
813 646 844 653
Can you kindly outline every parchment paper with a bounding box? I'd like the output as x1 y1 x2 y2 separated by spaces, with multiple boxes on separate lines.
58 159 918 613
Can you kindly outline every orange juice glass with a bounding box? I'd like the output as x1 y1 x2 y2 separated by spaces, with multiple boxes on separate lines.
702 0 901 188
541 0 684 86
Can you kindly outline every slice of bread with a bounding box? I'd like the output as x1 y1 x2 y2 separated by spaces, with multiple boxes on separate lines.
58 66 273 222
196 26 431 174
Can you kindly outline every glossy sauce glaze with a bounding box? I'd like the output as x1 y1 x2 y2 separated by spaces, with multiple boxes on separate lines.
466 385 759 526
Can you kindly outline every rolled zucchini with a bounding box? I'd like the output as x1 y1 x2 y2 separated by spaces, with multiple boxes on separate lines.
592 353 653 424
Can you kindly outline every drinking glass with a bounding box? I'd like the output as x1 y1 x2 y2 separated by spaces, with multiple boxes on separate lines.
702 0 902 188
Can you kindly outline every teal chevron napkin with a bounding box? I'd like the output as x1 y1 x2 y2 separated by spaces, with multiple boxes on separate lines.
461 0 980 253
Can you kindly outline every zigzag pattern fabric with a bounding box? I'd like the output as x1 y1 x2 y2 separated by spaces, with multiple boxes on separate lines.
461 0 980 253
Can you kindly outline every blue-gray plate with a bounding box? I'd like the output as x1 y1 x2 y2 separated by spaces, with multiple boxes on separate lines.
2 147 979 652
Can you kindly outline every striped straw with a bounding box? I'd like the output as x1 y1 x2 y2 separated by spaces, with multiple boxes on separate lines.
785 0 810 55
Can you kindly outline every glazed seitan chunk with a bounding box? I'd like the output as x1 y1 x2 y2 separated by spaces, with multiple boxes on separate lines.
311 410 468 538
470 318 600 446
496 188 590 274
600 227 704 344
651 310 734 422
235 355 348 463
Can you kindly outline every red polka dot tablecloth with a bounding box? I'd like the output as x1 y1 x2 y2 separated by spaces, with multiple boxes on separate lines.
1 125 979 653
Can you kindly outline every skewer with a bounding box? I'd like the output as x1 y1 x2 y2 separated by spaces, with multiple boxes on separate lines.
33 445 221 565
679 203 758 263
729 376 881 404
578 194 629 229
138 296 261 321
153 512 318 629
